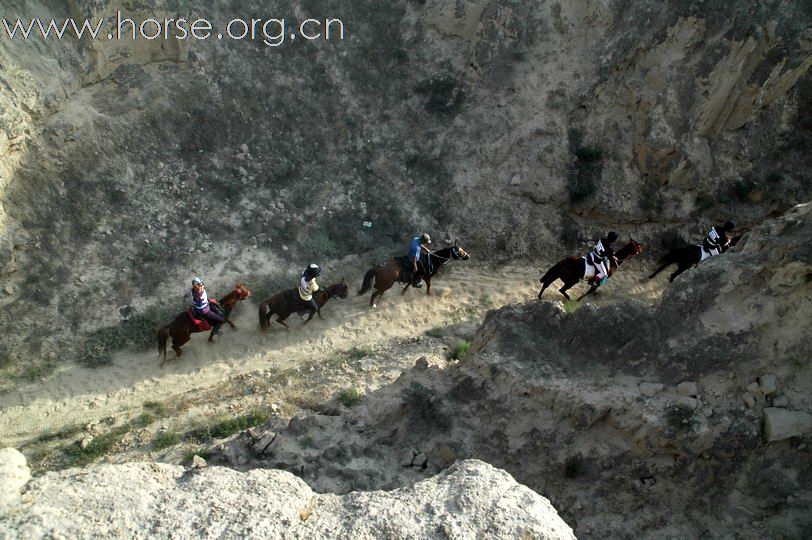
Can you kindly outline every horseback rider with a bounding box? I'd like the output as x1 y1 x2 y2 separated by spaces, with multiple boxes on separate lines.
588 231 619 285
702 221 735 256
191 277 226 326
298 263 321 316
408 233 432 288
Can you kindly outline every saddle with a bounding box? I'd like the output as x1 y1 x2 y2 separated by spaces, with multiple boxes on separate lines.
187 299 222 332
284 288 315 314
699 245 715 262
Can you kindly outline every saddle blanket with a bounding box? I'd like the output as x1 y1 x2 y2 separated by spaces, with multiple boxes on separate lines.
700 246 717 262
582 257 597 280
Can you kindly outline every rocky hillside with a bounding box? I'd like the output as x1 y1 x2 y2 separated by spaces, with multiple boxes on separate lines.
0 449 574 539
1 0 810 380
208 203 812 538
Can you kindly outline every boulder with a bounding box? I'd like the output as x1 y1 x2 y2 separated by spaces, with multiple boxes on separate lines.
763 408 812 442
758 374 778 396
0 448 30 512
0 460 575 539
677 382 698 397
676 396 698 410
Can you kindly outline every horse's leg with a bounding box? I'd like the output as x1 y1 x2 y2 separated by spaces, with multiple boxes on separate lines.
401 283 411 295
670 264 688 282
649 263 669 279
559 281 574 301
577 285 597 302
425 277 432 296
276 313 291 330
370 290 383 308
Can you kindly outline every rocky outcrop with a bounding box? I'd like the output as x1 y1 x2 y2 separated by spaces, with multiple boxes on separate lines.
212 203 812 538
0 0 810 375
0 448 574 539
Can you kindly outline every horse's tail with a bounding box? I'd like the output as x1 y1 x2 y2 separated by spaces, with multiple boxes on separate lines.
358 268 376 295
157 325 170 363
258 300 270 330
540 260 565 286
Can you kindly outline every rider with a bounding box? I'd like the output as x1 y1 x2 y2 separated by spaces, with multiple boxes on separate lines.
298 263 321 316
588 231 619 284
191 277 226 326
408 233 432 288
702 221 735 256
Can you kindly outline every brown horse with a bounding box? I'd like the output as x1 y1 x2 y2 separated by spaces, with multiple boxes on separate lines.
538 239 642 301
258 279 349 330
157 284 252 366
358 242 470 307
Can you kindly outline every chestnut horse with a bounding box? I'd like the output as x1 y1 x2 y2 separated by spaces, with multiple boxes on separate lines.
537 239 642 301
157 284 252 366
649 234 742 283
258 280 349 330
358 242 470 307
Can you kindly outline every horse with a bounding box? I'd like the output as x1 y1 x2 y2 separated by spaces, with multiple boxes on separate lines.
537 239 642 302
157 284 252 366
648 234 742 282
358 241 470 307
258 279 349 330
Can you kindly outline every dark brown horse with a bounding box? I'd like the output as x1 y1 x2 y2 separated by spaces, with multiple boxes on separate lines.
258 279 349 330
649 234 742 282
538 239 642 301
358 242 470 307
157 284 252 366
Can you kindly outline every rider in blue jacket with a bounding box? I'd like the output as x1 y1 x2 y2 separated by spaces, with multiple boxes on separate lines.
408 233 431 287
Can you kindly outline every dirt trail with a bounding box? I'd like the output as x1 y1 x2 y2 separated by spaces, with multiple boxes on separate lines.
0 262 663 446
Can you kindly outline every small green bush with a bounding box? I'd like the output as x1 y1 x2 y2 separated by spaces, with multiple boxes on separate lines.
143 401 168 416
450 340 471 360
183 449 211 463
339 388 361 407
208 410 270 439
425 328 444 338
64 426 130 465
134 413 155 427
153 431 181 450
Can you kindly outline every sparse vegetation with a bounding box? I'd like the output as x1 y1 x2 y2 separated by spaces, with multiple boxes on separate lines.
567 130 603 203
190 410 270 441
134 413 155 427
425 327 444 338
339 387 361 407
64 426 130 466
153 430 181 450
143 401 168 417
450 340 471 360
183 448 211 463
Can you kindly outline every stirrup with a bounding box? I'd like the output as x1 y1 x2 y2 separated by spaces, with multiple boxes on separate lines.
413 281 423 288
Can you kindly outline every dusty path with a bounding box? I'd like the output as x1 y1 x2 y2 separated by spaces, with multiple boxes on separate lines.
0 262 662 446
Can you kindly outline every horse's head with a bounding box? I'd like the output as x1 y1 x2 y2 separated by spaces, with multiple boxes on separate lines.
234 283 252 301
616 238 642 262
451 239 470 261
328 279 349 299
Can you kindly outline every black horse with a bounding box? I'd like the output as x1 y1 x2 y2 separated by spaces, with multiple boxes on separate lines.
649 235 742 282
358 242 471 307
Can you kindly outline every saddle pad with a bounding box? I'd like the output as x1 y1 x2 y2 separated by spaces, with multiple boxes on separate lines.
582 257 597 280
700 245 714 262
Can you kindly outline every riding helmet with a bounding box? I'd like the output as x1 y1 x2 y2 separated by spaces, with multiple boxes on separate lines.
724 221 735 231
420 233 431 244
192 277 204 286
308 263 321 276
607 231 619 242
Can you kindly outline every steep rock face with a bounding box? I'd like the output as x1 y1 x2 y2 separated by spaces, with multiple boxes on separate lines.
0 0 810 374
0 449 574 540
213 203 812 538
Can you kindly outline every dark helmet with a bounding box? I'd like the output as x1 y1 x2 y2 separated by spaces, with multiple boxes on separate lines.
420 233 431 244
723 221 735 231
307 263 321 277
606 231 619 242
